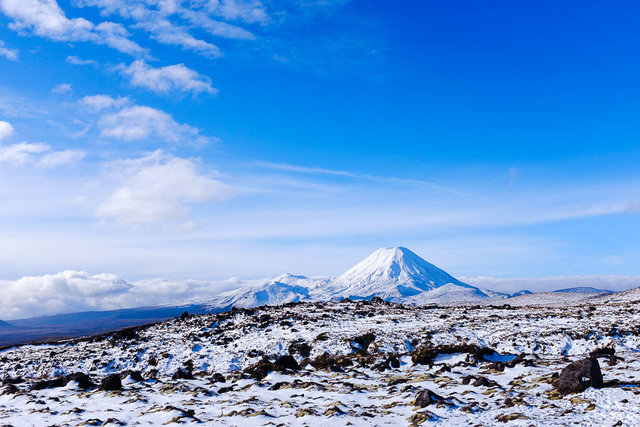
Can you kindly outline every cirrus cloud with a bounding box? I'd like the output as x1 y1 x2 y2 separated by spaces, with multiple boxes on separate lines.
118 60 217 95
0 0 146 56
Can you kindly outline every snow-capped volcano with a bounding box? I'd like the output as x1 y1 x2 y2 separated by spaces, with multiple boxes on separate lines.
327 247 474 301
203 247 500 308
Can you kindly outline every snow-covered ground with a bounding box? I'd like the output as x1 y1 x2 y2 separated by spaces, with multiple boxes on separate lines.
2 297 640 426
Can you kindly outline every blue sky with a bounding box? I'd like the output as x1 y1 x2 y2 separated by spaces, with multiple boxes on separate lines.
1 0 640 294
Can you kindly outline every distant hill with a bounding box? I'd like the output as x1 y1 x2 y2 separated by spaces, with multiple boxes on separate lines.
553 287 614 294
0 304 212 347
0 319 16 329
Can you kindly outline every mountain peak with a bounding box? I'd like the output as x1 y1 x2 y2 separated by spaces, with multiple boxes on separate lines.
372 246 413 258
328 247 470 300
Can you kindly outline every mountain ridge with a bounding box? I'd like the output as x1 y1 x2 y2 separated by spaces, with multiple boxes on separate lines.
207 246 495 308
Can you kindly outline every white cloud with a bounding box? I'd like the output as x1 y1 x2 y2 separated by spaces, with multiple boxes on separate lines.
0 120 14 141
204 0 268 24
80 94 129 112
180 9 256 39
37 149 86 167
97 105 209 144
0 141 49 164
118 60 217 95
75 0 262 59
0 270 246 319
0 271 133 319
0 39 18 61
0 142 85 167
78 95 214 145
135 17 222 58
66 55 98 65
96 150 231 224
51 83 72 94
0 0 146 55
0 121 84 166
94 20 147 56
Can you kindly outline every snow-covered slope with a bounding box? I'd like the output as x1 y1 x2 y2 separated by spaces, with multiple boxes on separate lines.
553 286 614 294
505 291 603 306
477 288 510 300
327 247 473 301
407 283 497 304
3 299 640 426
203 274 331 310
592 286 640 303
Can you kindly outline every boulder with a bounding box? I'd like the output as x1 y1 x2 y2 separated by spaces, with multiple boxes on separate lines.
126 370 144 382
413 389 447 407
65 372 95 389
310 352 353 372
275 355 300 372
100 374 123 391
211 373 226 383
553 357 603 394
31 377 65 390
244 360 274 381
172 368 195 380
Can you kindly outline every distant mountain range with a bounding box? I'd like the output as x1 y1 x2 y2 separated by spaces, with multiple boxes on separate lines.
553 286 614 294
0 246 622 347
205 247 510 309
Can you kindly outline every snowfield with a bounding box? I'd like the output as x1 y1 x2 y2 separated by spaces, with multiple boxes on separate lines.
2 297 640 426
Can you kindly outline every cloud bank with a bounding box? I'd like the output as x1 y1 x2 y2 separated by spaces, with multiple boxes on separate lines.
0 270 251 320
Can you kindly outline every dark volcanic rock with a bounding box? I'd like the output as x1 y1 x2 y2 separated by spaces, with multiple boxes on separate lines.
288 341 312 358
462 375 498 387
473 376 497 387
31 377 65 390
413 389 446 407
310 352 353 372
553 357 603 394
2 376 23 385
351 332 376 354
2 384 18 395
275 355 300 372
373 355 401 372
212 373 226 383
110 328 138 344
100 374 123 391
244 360 274 381
172 368 195 380
65 372 95 389
590 346 616 365
126 370 144 382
